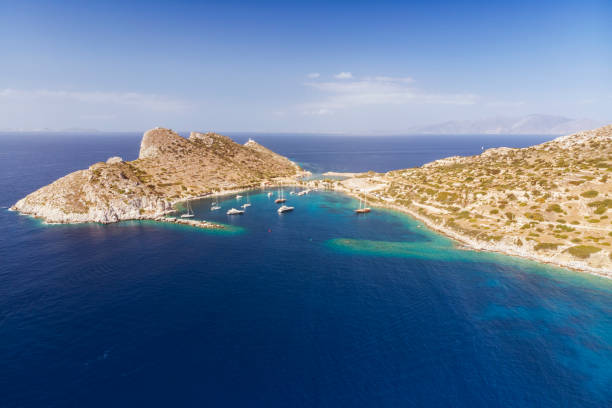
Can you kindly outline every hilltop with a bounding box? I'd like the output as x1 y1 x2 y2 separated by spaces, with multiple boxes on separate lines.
336 124 612 276
12 128 303 223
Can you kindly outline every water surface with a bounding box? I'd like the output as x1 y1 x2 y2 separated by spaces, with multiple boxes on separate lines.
1 133 610 407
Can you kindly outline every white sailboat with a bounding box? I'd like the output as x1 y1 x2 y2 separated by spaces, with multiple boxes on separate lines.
181 200 195 218
275 183 286 204
355 191 371 214
226 208 244 215
267 192 273 198
210 201 221 211
241 193 251 208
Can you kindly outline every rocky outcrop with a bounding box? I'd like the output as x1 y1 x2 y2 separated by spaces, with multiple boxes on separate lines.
12 127 301 223
106 156 123 164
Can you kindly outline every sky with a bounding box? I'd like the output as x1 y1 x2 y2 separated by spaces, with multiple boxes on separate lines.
0 0 610 133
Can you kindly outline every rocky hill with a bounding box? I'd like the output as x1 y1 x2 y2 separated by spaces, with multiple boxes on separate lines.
337 124 612 276
12 128 302 223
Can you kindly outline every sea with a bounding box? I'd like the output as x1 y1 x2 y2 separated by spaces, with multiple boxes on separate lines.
1 132 611 407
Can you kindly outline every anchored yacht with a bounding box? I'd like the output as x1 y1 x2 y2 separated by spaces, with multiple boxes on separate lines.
277 205 294 213
275 183 286 203
181 201 195 218
226 208 244 215
355 191 371 214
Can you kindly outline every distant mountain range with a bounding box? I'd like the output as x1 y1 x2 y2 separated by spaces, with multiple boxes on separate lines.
410 114 608 135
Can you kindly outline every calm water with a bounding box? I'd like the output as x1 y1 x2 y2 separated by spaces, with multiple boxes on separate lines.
1 133 611 407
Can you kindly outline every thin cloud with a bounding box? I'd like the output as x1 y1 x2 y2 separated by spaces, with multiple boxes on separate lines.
306 72 320 79
486 100 525 108
364 76 414 83
334 72 353 79
0 88 189 112
300 76 477 115
302 108 333 116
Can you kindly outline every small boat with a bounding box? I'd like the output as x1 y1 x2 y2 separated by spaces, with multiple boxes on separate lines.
181 201 195 218
211 205 221 211
236 195 243 199
355 191 371 214
226 208 244 215
267 192 273 197
242 193 251 208
277 205 294 213
275 182 287 203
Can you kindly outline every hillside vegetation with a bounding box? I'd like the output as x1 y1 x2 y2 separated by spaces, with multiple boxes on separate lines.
338 124 612 275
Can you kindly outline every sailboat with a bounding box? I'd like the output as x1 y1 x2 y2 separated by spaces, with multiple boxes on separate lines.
275 183 286 204
355 191 371 214
181 200 195 218
210 201 221 211
241 193 251 208
226 208 244 215
267 192 273 198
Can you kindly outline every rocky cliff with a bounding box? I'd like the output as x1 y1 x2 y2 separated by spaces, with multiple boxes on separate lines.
12 127 301 223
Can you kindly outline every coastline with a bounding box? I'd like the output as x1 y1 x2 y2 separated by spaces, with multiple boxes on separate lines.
334 186 612 280
10 180 611 278
10 172 312 229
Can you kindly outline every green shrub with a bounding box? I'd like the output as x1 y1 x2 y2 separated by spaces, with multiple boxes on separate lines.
525 212 544 221
594 206 606 214
566 245 601 259
581 190 598 198
534 242 559 251
546 204 562 213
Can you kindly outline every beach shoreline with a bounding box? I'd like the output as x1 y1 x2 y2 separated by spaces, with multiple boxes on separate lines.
335 186 611 280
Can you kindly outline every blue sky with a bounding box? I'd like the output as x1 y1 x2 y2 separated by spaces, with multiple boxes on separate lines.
0 0 610 132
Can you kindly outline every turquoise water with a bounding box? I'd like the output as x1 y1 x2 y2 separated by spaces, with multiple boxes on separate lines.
1 134 611 406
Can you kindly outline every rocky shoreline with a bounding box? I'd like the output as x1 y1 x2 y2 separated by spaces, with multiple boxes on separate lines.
334 182 612 280
11 127 305 225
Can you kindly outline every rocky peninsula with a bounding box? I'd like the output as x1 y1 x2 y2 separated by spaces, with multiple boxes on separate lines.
332 124 612 277
11 127 304 226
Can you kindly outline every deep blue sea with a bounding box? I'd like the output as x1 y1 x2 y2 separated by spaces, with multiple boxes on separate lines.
1 132 611 407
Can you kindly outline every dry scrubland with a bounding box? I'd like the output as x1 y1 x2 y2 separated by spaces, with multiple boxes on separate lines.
336 125 612 276
12 128 302 223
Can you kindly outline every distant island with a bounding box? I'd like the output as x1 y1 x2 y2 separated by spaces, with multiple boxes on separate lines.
409 114 606 135
334 124 612 277
11 124 612 277
11 128 305 226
